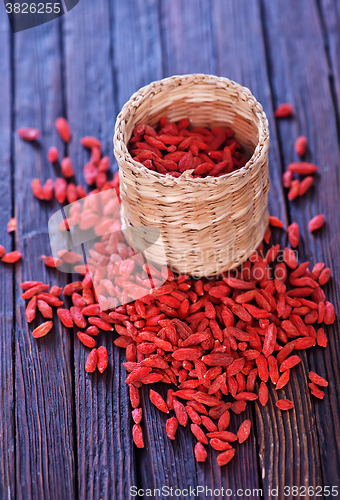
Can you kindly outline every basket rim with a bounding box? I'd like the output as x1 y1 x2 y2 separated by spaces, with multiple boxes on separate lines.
113 73 269 184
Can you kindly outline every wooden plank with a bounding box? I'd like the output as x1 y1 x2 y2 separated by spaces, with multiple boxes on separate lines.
212 0 288 229
0 12 15 500
112 0 261 495
160 0 216 78
110 0 171 495
112 0 163 109
261 0 340 490
112 0 217 493
211 1 311 496
318 0 340 121
63 2 136 498
214 2 310 498
113 0 224 493
158 0 263 495
13 21 76 499
111 0 261 494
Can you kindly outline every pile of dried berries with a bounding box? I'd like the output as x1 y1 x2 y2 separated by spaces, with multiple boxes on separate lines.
128 117 249 178
12 111 335 467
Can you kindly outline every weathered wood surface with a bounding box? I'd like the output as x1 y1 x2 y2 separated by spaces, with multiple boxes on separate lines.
63 1 136 498
13 20 76 500
0 0 339 498
0 12 15 500
319 0 340 121
262 0 340 490
212 1 319 496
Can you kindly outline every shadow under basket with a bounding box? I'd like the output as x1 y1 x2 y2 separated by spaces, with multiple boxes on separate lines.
113 74 269 278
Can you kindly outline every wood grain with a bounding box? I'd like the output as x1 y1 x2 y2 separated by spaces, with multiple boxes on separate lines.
110 0 168 495
63 1 136 498
319 0 340 121
13 21 76 499
211 1 313 496
261 0 340 491
0 12 15 500
212 0 288 229
0 0 339 498
112 0 163 109
158 0 262 496
160 0 216 78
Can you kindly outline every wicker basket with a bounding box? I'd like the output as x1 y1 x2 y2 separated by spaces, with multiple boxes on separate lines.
113 74 269 277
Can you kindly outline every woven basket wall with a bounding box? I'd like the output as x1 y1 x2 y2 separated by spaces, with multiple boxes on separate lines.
113 74 269 277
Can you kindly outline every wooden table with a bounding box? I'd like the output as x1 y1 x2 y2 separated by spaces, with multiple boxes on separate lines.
0 0 339 498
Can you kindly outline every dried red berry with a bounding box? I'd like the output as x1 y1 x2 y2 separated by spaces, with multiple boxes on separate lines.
81 136 101 149
166 417 178 440
149 389 169 413
276 399 294 410
194 442 207 462
309 372 328 387
216 448 235 466
268 216 284 228
1 251 22 263
274 103 294 118
17 127 40 141
97 346 108 373
55 117 71 143
47 146 59 163
77 332 96 348
32 321 53 338
237 419 251 443
132 423 144 448
61 157 75 178
294 136 307 156
85 349 97 373
288 162 318 175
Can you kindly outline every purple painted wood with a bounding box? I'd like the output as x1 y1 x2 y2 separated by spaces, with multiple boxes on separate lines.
112 0 163 109
261 0 340 490
13 20 76 499
0 0 339 497
213 1 324 496
159 0 261 496
0 11 15 500
63 1 136 498
319 0 340 121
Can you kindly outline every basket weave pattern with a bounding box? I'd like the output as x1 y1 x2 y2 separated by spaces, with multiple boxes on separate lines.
114 74 269 277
